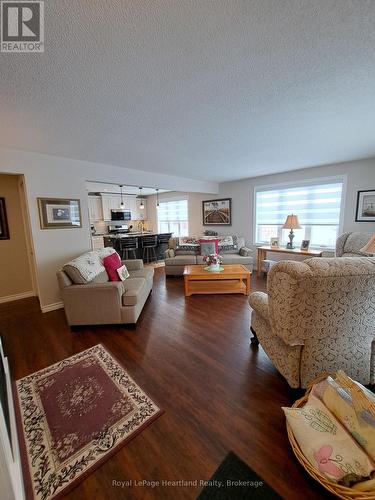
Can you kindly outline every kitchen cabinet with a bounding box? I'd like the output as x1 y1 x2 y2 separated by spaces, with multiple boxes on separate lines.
88 196 103 221
101 195 119 221
97 194 148 221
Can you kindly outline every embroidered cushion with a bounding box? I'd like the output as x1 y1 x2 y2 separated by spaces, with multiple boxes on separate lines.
283 394 374 483
103 253 122 281
117 264 130 281
199 239 219 256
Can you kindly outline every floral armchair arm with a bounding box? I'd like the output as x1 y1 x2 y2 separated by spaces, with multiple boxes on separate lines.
249 291 269 321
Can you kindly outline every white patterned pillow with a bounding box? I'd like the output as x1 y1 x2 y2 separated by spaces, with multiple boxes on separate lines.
117 264 130 281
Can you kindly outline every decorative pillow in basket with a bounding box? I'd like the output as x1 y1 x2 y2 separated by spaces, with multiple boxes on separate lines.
283 371 375 498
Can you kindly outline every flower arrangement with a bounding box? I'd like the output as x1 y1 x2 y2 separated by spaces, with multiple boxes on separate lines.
203 253 223 266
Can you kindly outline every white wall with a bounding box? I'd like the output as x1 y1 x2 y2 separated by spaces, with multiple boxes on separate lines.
0 148 218 311
215 158 375 246
147 191 215 236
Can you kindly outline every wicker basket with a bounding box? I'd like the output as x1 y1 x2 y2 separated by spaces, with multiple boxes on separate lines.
286 375 375 500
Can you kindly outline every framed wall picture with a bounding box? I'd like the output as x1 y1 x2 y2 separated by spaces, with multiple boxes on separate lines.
0 197 10 240
270 237 279 248
202 198 232 226
356 190 375 222
38 198 82 229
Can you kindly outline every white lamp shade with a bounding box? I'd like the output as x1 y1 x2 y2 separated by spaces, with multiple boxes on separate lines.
282 214 302 230
360 233 375 254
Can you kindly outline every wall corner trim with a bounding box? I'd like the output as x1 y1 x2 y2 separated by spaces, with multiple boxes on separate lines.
0 291 35 304
41 301 64 313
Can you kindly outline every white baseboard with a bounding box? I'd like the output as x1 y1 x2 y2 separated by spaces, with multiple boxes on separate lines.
0 291 34 304
41 301 64 313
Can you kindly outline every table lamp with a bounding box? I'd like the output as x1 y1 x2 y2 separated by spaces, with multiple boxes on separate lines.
282 214 301 249
360 233 375 254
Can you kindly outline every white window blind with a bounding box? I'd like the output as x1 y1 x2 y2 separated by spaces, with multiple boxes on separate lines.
157 199 188 237
255 180 343 248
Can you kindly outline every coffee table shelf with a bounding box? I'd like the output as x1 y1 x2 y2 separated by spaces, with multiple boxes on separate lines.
183 264 251 296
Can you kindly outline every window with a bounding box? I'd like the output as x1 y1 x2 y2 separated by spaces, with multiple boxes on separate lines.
255 179 344 248
157 199 188 237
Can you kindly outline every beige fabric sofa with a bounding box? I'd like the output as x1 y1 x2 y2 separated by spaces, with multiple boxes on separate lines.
164 236 254 276
249 257 375 388
336 231 373 257
57 250 153 326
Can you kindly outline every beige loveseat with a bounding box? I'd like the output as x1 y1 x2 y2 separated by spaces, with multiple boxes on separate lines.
57 248 153 326
249 257 375 388
164 236 254 276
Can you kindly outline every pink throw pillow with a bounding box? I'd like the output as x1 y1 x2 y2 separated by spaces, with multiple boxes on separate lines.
199 239 219 256
103 253 122 281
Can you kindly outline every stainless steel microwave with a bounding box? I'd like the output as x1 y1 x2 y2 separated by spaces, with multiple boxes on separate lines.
110 210 131 221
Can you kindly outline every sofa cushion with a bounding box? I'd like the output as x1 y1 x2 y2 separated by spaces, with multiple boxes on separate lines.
91 270 110 283
122 278 146 306
129 268 154 281
103 253 122 281
222 254 252 265
165 255 197 266
63 251 105 284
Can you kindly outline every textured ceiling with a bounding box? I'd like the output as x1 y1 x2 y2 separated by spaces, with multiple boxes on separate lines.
1 0 375 182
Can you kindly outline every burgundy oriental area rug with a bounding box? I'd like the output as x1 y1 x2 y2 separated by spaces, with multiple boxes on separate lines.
14 344 162 500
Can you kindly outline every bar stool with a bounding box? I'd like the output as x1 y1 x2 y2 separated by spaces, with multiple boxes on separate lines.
157 233 172 260
119 237 138 260
141 235 158 263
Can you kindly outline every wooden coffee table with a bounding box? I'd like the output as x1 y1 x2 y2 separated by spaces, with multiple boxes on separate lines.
183 264 251 296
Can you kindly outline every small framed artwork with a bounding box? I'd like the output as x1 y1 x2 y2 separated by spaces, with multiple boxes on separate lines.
301 240 310 251
270 237 279 248
356 190 375 222
0 198 10 240
38 198 82 229
203 198 232 226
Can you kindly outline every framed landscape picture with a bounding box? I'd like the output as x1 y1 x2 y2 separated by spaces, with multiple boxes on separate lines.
38 198 82 229
356 190 375 222
202 198 232 226
0 197 10 240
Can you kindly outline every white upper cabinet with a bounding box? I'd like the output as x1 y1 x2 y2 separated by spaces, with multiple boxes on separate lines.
88 196 103 221
91 194 148 221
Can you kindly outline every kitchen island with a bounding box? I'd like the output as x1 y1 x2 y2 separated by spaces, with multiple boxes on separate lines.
103 233 172 261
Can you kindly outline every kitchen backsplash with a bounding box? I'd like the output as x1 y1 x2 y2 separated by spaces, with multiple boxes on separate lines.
92 220 151 234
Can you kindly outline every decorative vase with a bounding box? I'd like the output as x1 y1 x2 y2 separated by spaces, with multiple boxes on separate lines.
209 263 220 272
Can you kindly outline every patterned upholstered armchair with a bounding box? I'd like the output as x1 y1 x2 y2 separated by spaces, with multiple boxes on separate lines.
249 257 375 388
335 232 373 257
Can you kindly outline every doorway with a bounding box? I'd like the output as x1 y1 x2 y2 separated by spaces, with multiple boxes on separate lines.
0 173 38 303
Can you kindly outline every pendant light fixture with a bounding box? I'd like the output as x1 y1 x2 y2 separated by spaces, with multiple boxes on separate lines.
119 185 125 208
139 187 144 210
156 188 159 208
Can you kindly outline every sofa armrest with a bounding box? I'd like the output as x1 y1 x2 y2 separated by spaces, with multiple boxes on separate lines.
61 282 125 325
239 246 254 257
249 291 269 320
121 259 144 271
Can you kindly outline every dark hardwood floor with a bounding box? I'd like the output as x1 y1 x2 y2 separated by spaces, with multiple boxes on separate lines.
0 269 332 499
